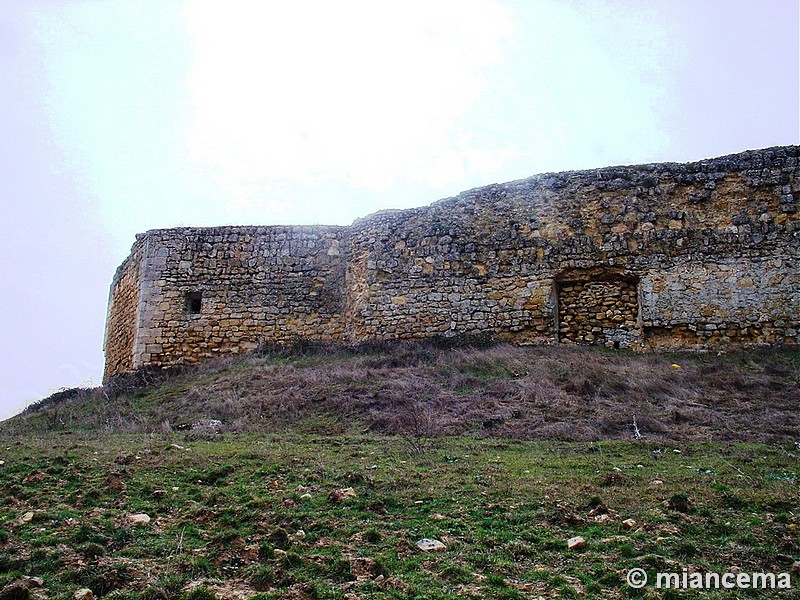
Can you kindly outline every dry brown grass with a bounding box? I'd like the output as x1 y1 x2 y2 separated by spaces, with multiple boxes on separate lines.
7 341 799 442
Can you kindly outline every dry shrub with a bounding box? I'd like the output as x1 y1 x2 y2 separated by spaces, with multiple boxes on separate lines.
9 339 799 443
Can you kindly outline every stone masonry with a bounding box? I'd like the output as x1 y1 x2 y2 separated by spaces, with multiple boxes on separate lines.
103 146 800 381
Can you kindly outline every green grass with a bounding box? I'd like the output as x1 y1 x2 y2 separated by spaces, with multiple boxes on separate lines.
0 434 797 598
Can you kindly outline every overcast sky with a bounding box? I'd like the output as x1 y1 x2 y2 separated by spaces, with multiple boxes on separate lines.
1 0 798 420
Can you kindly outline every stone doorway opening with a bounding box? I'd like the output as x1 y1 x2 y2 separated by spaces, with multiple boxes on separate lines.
556 268 641 348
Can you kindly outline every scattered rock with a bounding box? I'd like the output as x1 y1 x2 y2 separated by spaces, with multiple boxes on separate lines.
651 479 664 486
622 518 637 529
593 513 611 524
588 504 610 517
152 489 167 498
300 493 312 500
284 583 317 599
20 512 34 524
567 536 587 550
328 488 357 503
74 589 94 600
25 579 43 589
293 530 306 539
127 513 151 525
192 419 223 432
416 538 446 552
431 513 446 521
599 535 632 545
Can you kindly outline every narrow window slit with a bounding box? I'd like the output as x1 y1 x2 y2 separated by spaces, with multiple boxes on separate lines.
187 292 202 315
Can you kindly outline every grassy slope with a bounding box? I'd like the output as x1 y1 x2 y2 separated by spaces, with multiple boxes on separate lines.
0 434 798 599
3 343 799 443
0 344 798 598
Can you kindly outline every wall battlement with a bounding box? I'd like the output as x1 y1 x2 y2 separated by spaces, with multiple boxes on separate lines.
104 146 800 381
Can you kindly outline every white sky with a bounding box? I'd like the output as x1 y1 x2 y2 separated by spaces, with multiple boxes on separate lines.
1 0 798 419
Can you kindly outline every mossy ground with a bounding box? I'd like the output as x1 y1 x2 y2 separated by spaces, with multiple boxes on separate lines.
0 434 797 599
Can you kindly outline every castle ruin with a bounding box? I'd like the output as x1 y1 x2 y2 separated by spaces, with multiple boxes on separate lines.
103 146 800 381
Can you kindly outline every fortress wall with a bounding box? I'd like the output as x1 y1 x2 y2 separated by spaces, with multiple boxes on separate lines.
124 225 349 372
103 146 800 379
640 256 800 347
344 147 800 347
103 237 146 380
345 206 557 343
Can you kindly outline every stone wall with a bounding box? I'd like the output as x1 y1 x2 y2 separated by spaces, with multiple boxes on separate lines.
103 238 146 377
104 226 348 381
557 275 639 347
343 206 556 343
342 146 799 348
640 257 799 348
104 146 800 380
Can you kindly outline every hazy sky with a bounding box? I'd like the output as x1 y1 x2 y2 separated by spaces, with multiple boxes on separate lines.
1 0 798 420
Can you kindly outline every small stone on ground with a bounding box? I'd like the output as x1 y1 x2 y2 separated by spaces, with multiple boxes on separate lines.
416 538 446 552
127 513 151 525
567 536 587 550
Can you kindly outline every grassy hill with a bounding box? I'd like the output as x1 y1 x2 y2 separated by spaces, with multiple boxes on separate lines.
3 341 799 443
0 343 798 598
